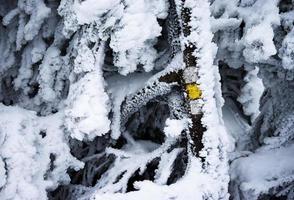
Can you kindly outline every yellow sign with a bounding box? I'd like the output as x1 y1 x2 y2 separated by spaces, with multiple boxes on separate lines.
186 83 202 100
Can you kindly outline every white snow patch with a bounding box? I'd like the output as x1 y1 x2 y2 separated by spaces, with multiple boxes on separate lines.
243 24 277 63
73 0 120 24
65 45 111 141
238 67 264 122
164 118 187 138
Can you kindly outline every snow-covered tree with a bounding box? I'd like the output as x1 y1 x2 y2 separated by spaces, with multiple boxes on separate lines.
211 0 294 199
0 0 293 200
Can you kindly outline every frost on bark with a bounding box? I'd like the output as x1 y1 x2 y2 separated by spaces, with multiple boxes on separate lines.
178 0 206 157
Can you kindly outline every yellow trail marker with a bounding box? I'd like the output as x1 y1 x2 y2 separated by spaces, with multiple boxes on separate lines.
186 83 202 100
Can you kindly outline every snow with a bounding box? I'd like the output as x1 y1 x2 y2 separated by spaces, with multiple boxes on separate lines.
65 44 111 141
24 0 51 41
222 99 251 152
280 29 294 70
0 158 5 188
238 67 264 122
210 17 242 33
13 44 33 92
211 0 280 67
109 0 168 75
231 144 294 198
31 35 47 64
90 157 227 200
2 8 19 26
65 73 110 141
111 13 160 52
243 23 277 63
164 118 187 138
185 0 230 172
110 11 161 74
38 46 62 102
161 1 231 199
0 0 292 199
73 0 120 24
107 73 152 139
107 53 183 140
0 104 83 200
92 138 177 193
154 148 183 185
70 0 169 75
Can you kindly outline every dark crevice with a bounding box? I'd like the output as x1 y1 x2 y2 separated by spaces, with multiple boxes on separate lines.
126 158 160 192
